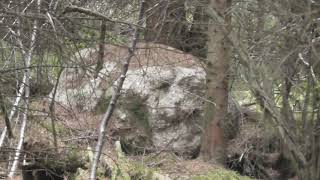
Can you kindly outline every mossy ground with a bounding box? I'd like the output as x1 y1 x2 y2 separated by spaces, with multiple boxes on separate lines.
192 170 252 180
21 100 253 180
98 148 253 180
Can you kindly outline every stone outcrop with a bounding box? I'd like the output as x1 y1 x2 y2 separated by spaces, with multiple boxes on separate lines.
53 43 206 155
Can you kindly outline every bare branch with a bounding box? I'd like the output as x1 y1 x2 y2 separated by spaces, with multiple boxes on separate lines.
63 5 143 28
89 0 145 179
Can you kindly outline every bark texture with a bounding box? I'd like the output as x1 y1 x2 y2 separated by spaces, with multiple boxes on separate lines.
200 0 232 164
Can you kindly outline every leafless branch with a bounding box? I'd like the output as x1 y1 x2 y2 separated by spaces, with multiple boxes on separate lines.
63 5 143 29
89 0 145 179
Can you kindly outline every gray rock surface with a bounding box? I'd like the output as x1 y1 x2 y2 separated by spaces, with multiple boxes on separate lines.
53 43 206 155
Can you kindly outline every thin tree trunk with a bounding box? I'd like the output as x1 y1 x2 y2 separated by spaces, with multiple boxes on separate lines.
186 0 209 58
255 0 274 133
301 73 311 139
7 36 35 179
281 78 296 130
8 0 39 177
8 83 30 178
0 76 27 148
49 67 63 149
94 20 106 79
0 90 13 138
144 0 163 41
0 0 39 147
200 0 232 164
89 1 145 179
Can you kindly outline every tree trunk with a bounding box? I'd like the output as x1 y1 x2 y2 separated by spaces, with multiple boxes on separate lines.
200 0 232 164
144 0 188 50
8 0 39 174
185 0 209 58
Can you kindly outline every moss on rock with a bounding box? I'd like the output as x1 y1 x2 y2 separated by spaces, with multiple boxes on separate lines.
94 95 112 114
120 94 151 136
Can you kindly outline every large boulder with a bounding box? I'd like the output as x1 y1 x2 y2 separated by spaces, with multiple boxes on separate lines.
115 65 206 156
53 43 206 156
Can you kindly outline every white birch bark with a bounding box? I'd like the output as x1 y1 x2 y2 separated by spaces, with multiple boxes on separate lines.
0 76 27 148
0 2 36 147
7 0 40 177
0 28 29 147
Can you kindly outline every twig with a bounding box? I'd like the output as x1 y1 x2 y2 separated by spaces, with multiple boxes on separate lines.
63 5 143 29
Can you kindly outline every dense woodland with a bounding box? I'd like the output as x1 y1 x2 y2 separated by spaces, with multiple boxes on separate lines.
0 0 320 180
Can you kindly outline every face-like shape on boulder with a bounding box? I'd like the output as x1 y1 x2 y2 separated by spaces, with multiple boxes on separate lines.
118 62 206 156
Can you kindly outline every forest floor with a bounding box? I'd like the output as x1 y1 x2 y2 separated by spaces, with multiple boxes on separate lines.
0 100 277 179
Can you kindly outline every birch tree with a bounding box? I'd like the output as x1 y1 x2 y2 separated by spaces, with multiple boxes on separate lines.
7 0 40 177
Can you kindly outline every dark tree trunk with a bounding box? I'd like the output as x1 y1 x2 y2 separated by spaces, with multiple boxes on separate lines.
184 0 209 58
200 0 232 164
144 0 188 50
